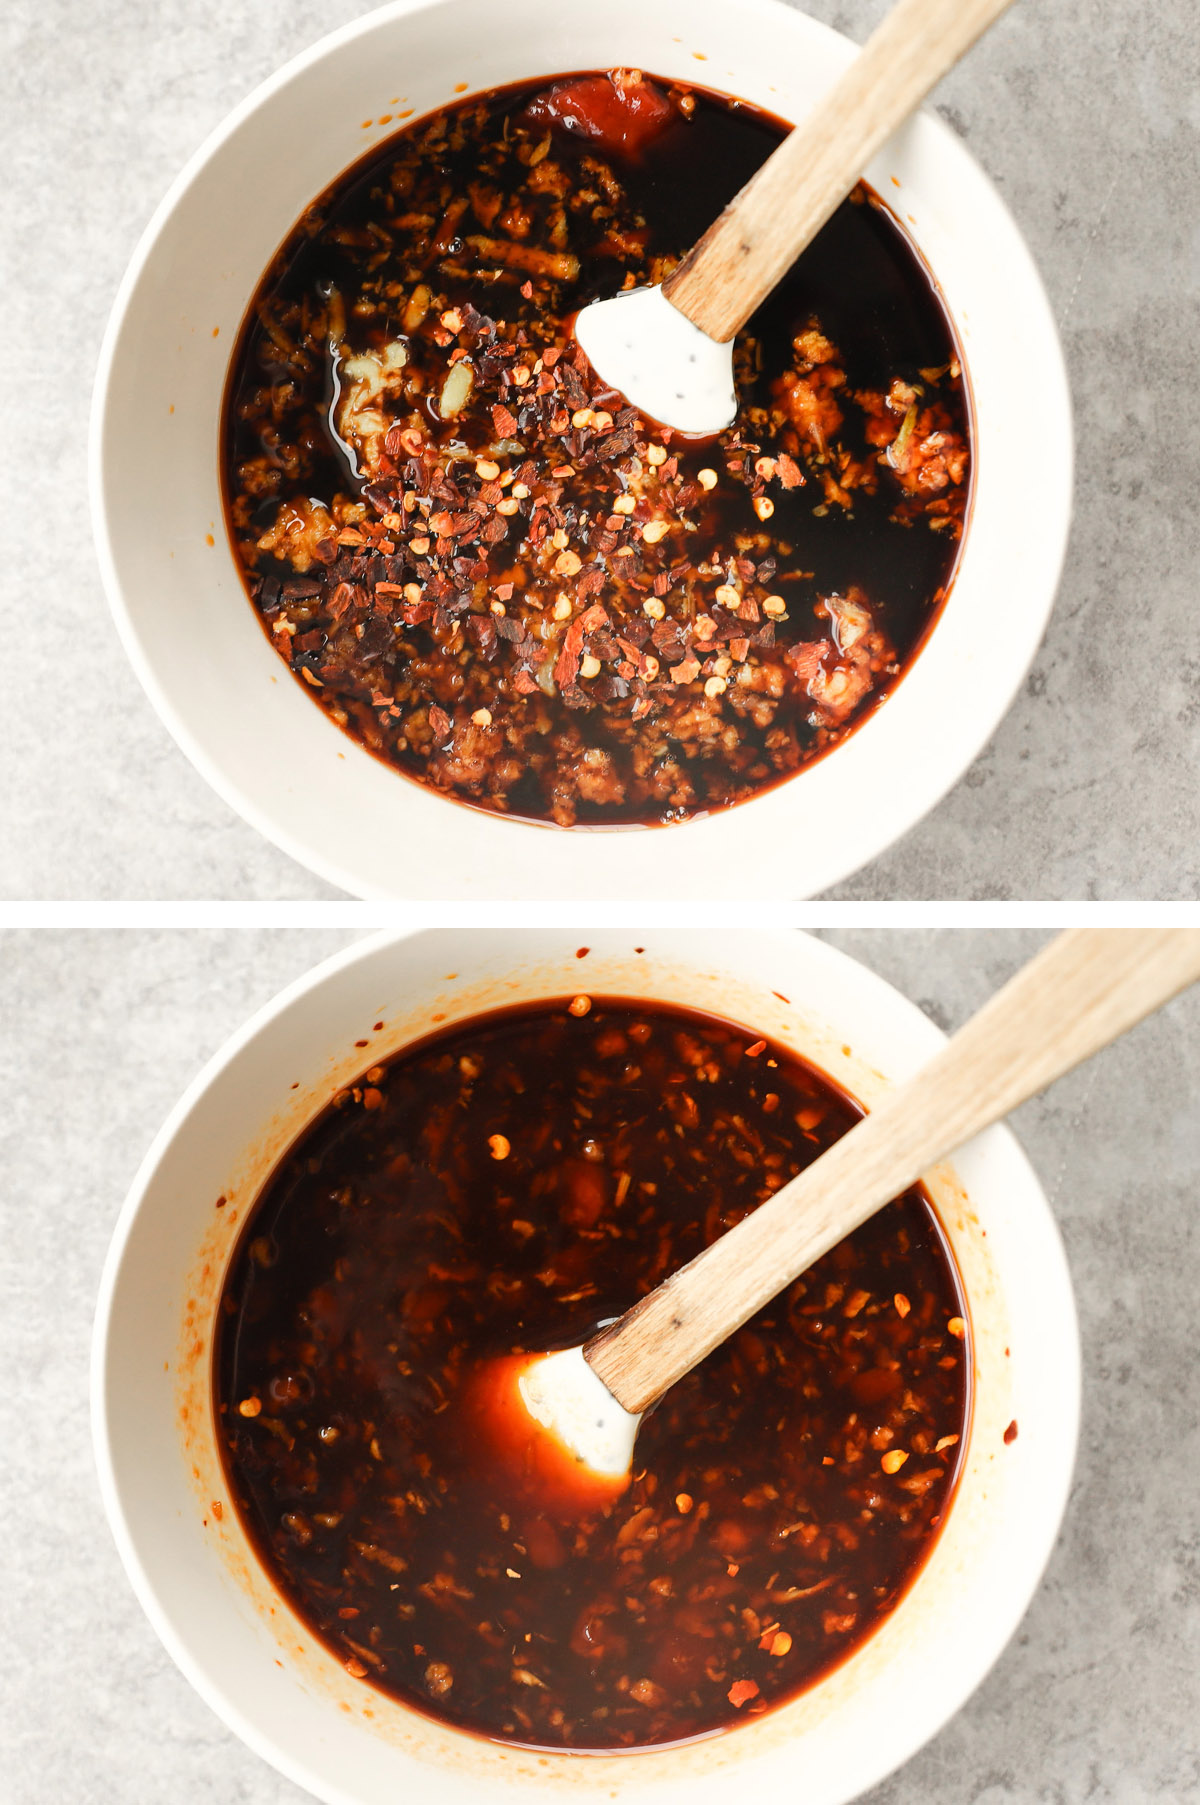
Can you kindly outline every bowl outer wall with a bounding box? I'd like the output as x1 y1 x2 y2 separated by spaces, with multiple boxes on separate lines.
90 0 1073 899
93 928 1081 1805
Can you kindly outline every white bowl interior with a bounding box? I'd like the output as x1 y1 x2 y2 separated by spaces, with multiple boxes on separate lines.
94 930 1080 1805
92 0 1072 899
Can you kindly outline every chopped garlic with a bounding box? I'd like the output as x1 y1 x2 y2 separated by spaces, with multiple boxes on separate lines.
334 339 411 476
438 360 475 420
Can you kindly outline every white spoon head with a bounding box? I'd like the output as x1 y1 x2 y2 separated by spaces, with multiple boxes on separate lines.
574 284 736 436
517 1345 641 1481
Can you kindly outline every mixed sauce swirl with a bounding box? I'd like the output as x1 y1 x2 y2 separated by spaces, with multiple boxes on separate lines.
216 998 970 1750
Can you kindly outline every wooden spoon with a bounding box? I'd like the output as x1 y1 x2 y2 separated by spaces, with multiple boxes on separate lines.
575 0 1016 434
516 929 1200 1486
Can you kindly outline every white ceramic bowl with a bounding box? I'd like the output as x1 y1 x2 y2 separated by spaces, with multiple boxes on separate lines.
94 929 1079 1805
91 0 1072 900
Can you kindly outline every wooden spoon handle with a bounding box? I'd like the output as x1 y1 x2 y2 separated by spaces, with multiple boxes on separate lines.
587 930 1200 1414
662 0 1017 343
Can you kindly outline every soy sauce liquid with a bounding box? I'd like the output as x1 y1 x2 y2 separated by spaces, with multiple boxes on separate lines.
216 1000 970 1750
582 96 967 658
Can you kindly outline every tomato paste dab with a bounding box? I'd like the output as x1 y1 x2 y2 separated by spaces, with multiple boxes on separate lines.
223 71 970 828
216 998 970 1751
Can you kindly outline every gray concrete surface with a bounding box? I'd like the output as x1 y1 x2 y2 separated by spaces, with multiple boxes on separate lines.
2 927 1197 1801
2 1 1198 899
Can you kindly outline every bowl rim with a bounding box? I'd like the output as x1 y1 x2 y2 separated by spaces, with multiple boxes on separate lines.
89 0 1074 900
92 926 1082 1804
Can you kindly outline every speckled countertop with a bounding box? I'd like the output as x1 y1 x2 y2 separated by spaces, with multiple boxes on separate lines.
2 927 1197 1800
2 0 1198 898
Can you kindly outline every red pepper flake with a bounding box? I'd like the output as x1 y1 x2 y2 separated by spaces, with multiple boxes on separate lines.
785 641 826 683
520 279 534 299
727 1679 760 1709
776 452 804 488
494 582 514 601
492 404 518 437
1004 1419 1019 1444
745 1039 767 1057
578 602 611 633
553 616 586 689
429 704 452 740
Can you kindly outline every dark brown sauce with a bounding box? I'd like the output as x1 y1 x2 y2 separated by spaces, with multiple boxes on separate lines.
216 998 969 1750
222 74 970 828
